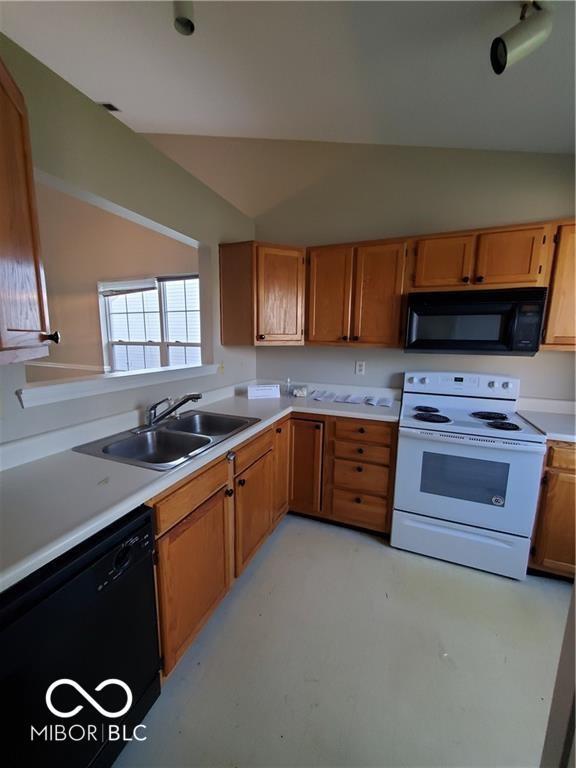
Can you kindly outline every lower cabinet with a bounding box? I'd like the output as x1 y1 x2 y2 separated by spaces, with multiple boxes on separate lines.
327 417 396 533
531 441 575 577
235 451 273 574
290 418 324 515
273 420 291 523
155 487 233 674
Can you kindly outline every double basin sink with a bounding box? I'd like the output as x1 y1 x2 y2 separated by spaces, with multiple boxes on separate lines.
74 411 260 471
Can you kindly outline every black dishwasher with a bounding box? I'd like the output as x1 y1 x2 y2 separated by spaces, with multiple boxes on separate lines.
0 505 161 768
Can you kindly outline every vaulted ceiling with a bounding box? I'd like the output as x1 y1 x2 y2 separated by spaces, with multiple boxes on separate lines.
2 1 574 153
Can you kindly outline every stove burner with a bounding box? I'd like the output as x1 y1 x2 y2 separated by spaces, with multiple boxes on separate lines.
471 411 509 421
487 420 521 431
414 406 439 413
414 413 451 424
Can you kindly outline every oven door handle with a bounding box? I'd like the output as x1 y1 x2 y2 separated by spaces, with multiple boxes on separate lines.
398 427 546 454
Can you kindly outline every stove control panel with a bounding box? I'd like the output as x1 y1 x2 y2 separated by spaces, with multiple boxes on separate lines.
404 372 519 398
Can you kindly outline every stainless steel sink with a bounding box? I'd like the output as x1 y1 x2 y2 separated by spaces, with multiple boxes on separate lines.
74 410 260 471
163 411 256 437
102 431 211 469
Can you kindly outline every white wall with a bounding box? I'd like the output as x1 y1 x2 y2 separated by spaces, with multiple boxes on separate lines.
146 135 575 404
256 347 575 401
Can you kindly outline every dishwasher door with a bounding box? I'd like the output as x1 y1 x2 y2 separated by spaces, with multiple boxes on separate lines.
0 505 161 768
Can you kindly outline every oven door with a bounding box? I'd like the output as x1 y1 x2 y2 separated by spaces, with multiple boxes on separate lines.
394 427 545 536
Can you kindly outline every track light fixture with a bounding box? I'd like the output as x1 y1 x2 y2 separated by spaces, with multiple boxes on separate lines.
173 1 195 36
490 2 552 75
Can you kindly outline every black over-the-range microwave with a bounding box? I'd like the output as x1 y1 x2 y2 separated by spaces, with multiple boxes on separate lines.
405 288 548 356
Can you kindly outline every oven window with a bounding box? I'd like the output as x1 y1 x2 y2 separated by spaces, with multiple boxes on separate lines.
420 452 510 506
416 314 503 341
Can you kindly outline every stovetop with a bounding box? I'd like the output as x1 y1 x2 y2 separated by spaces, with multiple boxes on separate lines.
400 372 546 443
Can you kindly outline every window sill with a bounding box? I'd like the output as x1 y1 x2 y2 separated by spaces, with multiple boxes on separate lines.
17 364 219 408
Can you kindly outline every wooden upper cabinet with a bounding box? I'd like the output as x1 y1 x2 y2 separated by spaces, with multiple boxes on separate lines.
475 228 546 285
307 246 353 343
544 224 575 347
0 56 53 363
414 236 475 288
256 246 305 343
290 418 324 515
219 241 305 346
352 243 405 345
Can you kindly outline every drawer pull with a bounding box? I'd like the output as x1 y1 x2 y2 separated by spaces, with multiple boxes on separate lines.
276 427 282 434
238 478 246 486
357 447 364 454
315 424 321 430
356 466 364 473
355 497 362 504
225 488 234 497
358 427 366 434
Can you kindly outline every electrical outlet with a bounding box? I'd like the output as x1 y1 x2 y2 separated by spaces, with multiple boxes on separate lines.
355 360 366 376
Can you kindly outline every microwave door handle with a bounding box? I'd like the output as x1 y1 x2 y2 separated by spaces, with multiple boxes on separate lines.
506 305 520 349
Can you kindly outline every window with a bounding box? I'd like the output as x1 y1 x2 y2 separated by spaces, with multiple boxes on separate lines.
101 276 201 372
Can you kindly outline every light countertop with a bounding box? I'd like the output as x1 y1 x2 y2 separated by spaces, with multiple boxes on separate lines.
0 394 400 593
519 410 576 443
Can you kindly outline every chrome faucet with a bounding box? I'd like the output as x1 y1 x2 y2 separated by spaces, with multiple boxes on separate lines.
145 393 203 428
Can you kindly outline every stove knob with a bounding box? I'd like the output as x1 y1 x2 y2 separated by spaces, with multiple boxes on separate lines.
502 381 511 389
420 377 429 384
488 380 499 389
407 376 416 384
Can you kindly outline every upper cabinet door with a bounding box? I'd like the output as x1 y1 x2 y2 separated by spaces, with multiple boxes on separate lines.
414 236 475 288
256 246 305 344
544 224 575 346
307 246 354 343
0 56 51 362
352 243 406 345
475 228 546 285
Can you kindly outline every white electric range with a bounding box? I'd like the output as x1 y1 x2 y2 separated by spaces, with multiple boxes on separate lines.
390 372 546 580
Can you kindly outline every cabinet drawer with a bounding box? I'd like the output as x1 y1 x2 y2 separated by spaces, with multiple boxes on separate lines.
154 459 228 536
234 429 274 475
334 418 393 445
333 458 389 495
332 489 388 532
548 443 576 472
334 440 390 465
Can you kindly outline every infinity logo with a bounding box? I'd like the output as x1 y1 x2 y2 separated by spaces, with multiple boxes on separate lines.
45 679 133 719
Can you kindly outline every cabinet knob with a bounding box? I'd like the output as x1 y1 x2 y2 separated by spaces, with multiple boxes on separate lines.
238 478 246 486
226 451 236 463
41 330 61 344
225 488 234 497
357 448 364 454
352 335 359 341
462 276 470 284
355 497 362 504
476 276 484 283
358 427 366 434
276 427 282 434
341 335 348 341
356 466 364 473
315 424 321 430
257 334 266 340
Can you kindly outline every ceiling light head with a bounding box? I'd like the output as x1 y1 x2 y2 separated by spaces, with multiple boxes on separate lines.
174 1 195 36
490 2 552 75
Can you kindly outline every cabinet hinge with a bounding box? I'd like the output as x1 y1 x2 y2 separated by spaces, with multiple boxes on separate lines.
541 474 548 486
553 233 559 244
153 549 159 566
159 655 164 671
530 545 536 558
